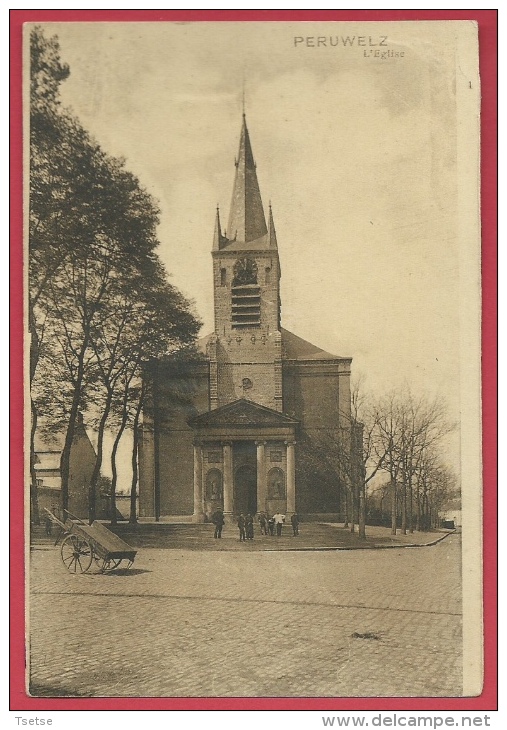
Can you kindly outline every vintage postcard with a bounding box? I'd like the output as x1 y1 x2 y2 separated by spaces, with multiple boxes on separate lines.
19 16 488 707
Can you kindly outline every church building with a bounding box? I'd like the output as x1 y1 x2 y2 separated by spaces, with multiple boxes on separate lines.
138 115 354 522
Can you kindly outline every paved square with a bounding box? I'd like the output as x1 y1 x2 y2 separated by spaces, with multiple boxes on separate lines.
29 534 462 697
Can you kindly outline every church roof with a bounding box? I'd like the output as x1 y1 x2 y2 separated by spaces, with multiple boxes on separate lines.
220 234 272 251
281 328 349 361
189 398 298 428
34 418 95 455
196 332 214 354
35 452 61 471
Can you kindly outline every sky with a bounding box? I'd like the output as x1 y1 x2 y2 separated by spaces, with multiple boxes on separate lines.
32 21 481 483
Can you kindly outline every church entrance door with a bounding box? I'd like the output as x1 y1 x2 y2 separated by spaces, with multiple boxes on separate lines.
234 464 257 515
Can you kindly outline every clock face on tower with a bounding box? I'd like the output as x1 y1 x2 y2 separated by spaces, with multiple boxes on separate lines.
233 257 258 286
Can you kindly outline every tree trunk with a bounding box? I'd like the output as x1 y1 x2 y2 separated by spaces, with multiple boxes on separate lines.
110 385 131 525
29 308 41 525
129 382 144 524
424 492 430 530
358 481 366 540
350 488 356 533
416 491 421 531
401 481 407 535
153 365 161 522
110 422 125 525
130 428 139 524
89 389 114 524
391 477 397 535
30 398 40 525
60 339 89 515
408 478 414 533
343 488 349 528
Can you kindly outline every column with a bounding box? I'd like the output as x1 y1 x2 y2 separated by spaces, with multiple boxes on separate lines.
285 440 296 514
223 442 233 518
256 441 267 514
192 443 205 523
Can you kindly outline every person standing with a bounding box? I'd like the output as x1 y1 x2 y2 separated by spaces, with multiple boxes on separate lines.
44 513 53 537
212 509 225 539
267 516 275 536
290 512 299 536
245 513 254 540
237 513 246 542
258 512 268 535
273 511 285 537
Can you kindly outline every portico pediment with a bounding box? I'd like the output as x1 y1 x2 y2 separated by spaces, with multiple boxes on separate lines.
188 398 298 429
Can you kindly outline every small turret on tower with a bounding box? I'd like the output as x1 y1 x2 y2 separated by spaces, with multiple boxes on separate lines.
212 205 226 251
268 202 278 249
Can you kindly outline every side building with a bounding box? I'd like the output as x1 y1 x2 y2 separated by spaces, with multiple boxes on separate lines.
139 115 353 522
33 413 102 519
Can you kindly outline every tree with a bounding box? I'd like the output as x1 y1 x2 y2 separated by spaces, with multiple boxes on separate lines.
375 392 404 535
30 27 201 523
343 382 393 539
416 455 459 530
29 26 71 523
298 380 392 540
100 279 201 524
375 389 456 535
30 25 119 517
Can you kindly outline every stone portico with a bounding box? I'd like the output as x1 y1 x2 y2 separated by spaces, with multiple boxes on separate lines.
189 399 297 522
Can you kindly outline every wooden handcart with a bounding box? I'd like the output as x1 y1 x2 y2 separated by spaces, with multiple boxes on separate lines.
44 509 137 574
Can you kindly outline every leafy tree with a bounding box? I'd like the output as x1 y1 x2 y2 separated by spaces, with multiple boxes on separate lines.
30 27 201 523
96 278 200 524
29 25 71 523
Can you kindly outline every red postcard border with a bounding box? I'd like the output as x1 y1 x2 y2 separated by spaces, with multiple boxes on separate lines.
10 8 498 712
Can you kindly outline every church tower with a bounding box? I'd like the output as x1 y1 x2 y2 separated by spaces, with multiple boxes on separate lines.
208 115 283 411
139 109 352 522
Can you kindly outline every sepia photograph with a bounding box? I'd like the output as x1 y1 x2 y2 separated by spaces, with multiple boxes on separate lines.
21 16 487 704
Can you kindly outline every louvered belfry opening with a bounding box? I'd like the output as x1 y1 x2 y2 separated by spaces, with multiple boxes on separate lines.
231 256 261 328
231 284 261 327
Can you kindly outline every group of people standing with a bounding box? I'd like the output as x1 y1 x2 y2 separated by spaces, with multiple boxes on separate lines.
211 510 299 540
237 513 254 541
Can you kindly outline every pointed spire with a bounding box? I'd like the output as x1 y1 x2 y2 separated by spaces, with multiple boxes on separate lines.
268 201 278 249
212 205 224 251
227 115 267 244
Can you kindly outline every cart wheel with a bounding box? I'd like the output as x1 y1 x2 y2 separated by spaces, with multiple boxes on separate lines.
95 556 122 573
60 534 93 574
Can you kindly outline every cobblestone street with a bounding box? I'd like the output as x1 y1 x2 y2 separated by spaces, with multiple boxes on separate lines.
29 533 462 698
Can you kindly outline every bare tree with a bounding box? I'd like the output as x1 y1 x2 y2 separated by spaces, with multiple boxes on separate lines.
348 383 394 539
375 389 456 535
305 379 392 540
